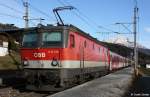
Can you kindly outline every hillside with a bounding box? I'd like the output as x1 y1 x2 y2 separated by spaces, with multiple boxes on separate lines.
0 51 21 70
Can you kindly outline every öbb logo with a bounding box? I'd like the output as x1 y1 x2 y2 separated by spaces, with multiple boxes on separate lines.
33 52 46 58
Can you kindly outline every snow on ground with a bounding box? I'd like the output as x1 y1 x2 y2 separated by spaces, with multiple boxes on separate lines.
48 67 133 97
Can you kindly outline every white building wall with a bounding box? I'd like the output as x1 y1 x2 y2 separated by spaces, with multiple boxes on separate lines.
0 42 8 56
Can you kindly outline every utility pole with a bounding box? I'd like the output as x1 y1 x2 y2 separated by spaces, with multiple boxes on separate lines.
23 0 29 28
133 0 138 76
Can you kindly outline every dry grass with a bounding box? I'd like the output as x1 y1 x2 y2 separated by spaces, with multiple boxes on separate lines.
0 51 21 70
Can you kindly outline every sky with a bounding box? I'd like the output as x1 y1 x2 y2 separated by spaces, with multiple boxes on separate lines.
0 0 150 48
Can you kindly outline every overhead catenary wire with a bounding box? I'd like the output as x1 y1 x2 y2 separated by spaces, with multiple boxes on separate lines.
0 12 23 20
30 21 37 26
56 0 118 33
0 12 38 26
115 23 133 33
15 0 48 26
74 8 117 33
56 0 113 42
72 10 99 31
1 0 32 26
57 0 136 42
0 0 51 27
0 2 24 15
61 0 135 43
13 0 54 26
13 0 23 6
29 3 56 21
56 0 99 31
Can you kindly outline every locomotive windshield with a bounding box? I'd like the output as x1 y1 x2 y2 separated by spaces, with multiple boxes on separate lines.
42 32 62 47
22 31 63 48
22 32 38 47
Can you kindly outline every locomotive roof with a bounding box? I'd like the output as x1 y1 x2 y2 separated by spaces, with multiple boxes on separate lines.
24 24 107 48
68 25 107 48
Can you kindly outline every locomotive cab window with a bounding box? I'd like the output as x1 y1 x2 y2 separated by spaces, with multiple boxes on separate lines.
70 34 75 48
22 32 38 47
42 32 62 47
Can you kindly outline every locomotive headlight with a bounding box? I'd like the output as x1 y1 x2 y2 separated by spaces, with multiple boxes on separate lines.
24 61 27 65
23 60 29 66
51 60 59 66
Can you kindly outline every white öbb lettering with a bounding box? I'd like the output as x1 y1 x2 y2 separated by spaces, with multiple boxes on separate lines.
33 52 45 58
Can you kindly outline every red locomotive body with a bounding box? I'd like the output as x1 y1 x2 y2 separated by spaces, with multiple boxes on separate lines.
21 25 129 91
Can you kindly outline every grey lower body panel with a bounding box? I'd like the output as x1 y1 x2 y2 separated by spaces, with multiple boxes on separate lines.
24 66 108 91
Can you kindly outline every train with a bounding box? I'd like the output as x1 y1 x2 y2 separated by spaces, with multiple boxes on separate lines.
20 24 130 91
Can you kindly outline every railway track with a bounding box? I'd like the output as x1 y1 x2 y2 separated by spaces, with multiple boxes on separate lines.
0 70 53 97
0 87 48 97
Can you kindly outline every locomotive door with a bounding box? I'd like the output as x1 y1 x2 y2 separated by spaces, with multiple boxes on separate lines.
79 42 85 77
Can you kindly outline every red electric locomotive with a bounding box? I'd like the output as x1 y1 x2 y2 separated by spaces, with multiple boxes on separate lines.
21 24 129 91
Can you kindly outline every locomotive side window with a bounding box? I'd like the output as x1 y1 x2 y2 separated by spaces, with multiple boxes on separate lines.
84 40 87 48
70 34 75 48
22 32 38 47
42 32 62 46
93 43 95 50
